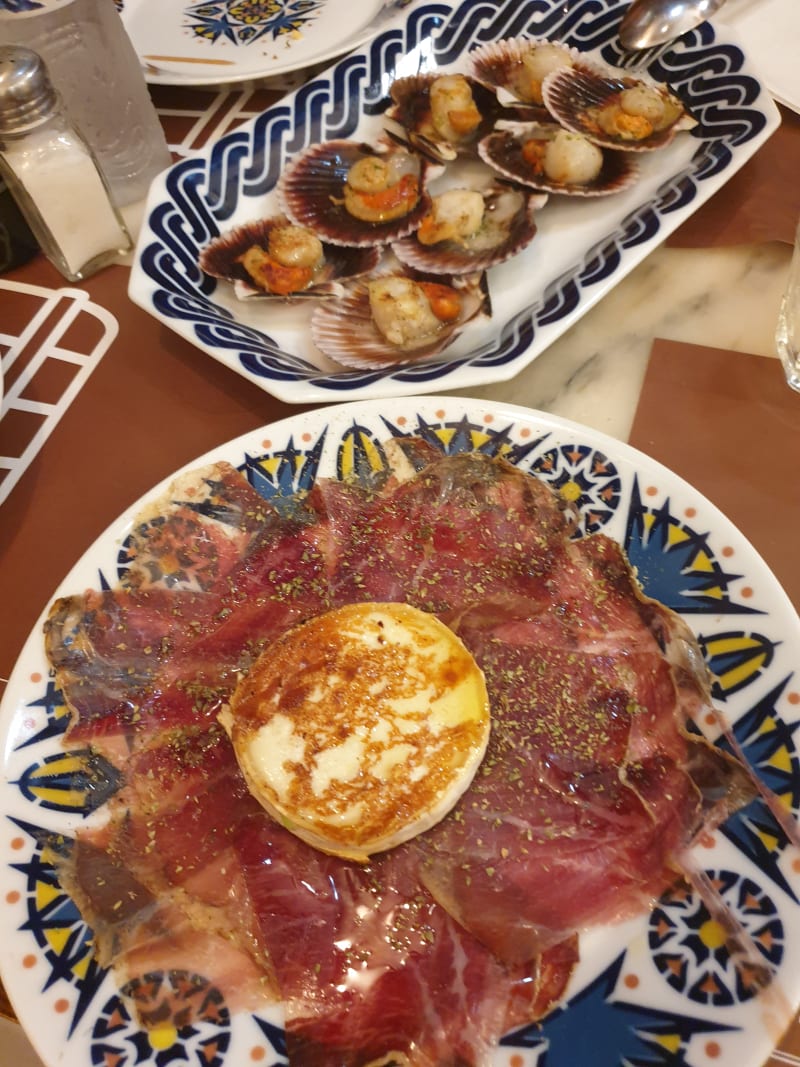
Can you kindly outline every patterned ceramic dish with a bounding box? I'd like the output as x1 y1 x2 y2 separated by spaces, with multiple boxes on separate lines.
1 395 799 1067
128 0 779 404
119 0 411 85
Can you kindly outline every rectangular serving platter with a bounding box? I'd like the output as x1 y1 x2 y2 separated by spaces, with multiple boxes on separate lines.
128 0 781 403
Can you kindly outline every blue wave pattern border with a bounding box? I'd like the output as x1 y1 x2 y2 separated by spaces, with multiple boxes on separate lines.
137 0 769 395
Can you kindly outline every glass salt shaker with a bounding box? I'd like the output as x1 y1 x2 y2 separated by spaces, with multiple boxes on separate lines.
0 0 172 208
0 46 132 283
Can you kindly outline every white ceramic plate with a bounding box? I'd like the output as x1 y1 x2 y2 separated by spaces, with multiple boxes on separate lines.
120 0 410 85
128 0 780 404
720 0 800 113
1 395 799 1067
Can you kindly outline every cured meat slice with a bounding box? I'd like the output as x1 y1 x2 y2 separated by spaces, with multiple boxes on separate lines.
45 464 331 761
235 814 576 1066
315 450 576 611
413 529 754 963
42 442 760 1066
56 721 278 1009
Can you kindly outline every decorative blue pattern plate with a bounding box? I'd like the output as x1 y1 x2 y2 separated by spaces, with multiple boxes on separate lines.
128 0 780 404
1 396 799 1067
120 0 410 85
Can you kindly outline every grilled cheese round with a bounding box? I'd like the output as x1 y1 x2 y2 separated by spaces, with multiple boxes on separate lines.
220 602 490 862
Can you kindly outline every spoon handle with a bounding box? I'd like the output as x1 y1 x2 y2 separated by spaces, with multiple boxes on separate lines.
617 40 673 70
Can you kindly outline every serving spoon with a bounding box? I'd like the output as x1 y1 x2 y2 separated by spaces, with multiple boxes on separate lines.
618 0 728 50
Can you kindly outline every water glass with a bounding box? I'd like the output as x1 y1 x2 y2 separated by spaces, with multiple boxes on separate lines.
776 219 800 393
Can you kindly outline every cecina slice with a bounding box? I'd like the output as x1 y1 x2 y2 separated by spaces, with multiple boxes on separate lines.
219 602 490 862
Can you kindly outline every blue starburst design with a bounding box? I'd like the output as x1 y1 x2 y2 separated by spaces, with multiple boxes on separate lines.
184 0 324 47
623 479 760 615
699 630 781 702
253 1015 289 1061
91 972 231 1067
529 442 621 534
650 872 782 1007
240 431 326 510
12 680 72 748
717 680 800 901
13 749 121 815
9 818 107 1033
504 953 736 1065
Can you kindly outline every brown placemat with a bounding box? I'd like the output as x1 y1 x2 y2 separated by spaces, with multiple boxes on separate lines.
668 105 800 249
0 259 307 686
629 339 799 610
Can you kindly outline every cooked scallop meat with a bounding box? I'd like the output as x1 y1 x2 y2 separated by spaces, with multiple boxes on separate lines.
478 121 639 197
198 215 380 299
277 140 436 247
392 183 546 274
542 66 697 151
384 73 504 163
310 269 489 369
469 36 579 108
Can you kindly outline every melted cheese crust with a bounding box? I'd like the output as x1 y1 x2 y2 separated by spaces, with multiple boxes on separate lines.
221 602 490 862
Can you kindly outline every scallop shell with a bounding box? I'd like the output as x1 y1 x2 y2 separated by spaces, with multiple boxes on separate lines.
383 73 506 164
477 121 639 197
391 183 547 274
277 141 435 248
542 67 697 152
199 216 381 299
468 36 583 110
310 269 490 370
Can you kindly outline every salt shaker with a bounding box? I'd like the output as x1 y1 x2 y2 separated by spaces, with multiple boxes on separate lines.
0 0 172 208
0 46 132 283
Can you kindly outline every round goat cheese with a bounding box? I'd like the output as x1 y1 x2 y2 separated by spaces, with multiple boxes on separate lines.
220 602 491 862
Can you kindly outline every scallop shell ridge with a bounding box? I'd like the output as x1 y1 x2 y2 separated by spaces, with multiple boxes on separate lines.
277 140 434 248
468 36 585 109
310 271 489 370
199 215 381 299
391 185 548 274
477 122 640 198
542 67 697 152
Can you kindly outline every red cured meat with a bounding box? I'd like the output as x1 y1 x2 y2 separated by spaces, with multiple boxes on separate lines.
317 450 576 612
46 463 331 760
45 445 756 1066
235 813 578 1065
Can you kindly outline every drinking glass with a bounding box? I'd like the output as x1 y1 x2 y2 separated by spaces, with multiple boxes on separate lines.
775 219 800 393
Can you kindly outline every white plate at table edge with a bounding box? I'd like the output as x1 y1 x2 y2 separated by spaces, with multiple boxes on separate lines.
128 0 781 405
122 0 411 86
1 395 799 1067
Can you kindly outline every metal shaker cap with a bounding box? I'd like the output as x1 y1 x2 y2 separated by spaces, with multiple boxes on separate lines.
0 46 58 137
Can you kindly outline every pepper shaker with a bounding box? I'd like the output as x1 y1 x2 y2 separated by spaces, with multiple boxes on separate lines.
0 46 132 283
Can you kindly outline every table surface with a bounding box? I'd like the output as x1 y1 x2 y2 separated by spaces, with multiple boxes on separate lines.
1 35 799 1067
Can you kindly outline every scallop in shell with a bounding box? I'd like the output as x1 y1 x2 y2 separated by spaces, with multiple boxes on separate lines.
199 216 381 299
468 36 581 109
391 183 547 274
383 73 505 163
277 140 436 247
310 268 489 369
542 66 697 151
478 121 639 197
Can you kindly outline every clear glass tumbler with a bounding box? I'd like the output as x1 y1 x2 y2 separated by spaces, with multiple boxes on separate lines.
0 0 172 208
775 220 800 393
